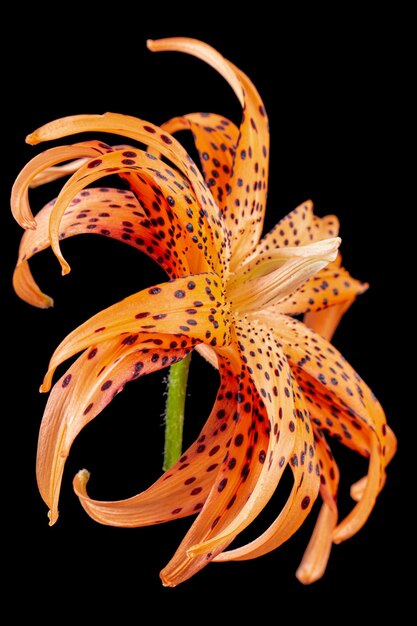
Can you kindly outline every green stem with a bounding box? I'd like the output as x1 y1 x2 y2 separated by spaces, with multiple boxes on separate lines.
163 352 191 471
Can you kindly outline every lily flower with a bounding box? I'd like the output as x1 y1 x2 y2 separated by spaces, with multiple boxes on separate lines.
12 37 396 587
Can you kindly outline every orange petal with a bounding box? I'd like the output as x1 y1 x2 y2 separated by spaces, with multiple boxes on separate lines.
296 502 338 584
254 199 339 258
41 272 229 392
147 37 269 268
272 314 387 440
37 334 194 525
13 187 166 307
160 113 238 214
26 112 230 272
296 428 340 583
295 368 372 456
72 355 237 526
28 143 135 188
304 298 355 341
350 425 397 501
13 260 54 309
11 141 108 229
160 320 297 586
214 376 320 562
29 157 89 187
332 432 382 543
272 263 368 317
41 149 219 276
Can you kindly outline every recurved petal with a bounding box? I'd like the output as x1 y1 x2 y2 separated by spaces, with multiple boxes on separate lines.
147 37 270 268
265 313 391 543
296 502 338 584
37 334 194 526
332 431 382 543
294 367 371 456
160 113 238 212
269 314 388 442
41 272 229 392
330 387 395 541
29 157 88 187
160 319 297 586
302 254 355 340
13 187 169 307
13 260 54 309
11 141 109 229
350 425 397 501
215 376 320 562
72 355 238 526
296 428 340 583
27 113 230 274
42 149 219 276
28 143 133 187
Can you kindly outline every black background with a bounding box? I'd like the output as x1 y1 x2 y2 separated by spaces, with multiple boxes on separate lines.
3 9 406 619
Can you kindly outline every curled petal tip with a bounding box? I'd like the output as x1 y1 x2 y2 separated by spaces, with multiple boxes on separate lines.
55 255 71 276
331 530 344 545
75 468 91 487
26 131 39 145
47 508 59 526
40 371 54 392
22 218 38 230
350 476 366 502
40 296 54 310
146 39 156 49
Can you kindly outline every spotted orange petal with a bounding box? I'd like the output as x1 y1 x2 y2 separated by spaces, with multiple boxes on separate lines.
27 112 230 275
215 378 320 562
148 37 269 269
37 333 194 525
72 355 237 526
270 263 368 317
274 314 387 440
160 112 238 213
296 427 340 583
269 313 389 541
41 272 229 392
254 199 339 257
13 187 168 307
11 140 110 229
160 320 297 586
38 149 219 276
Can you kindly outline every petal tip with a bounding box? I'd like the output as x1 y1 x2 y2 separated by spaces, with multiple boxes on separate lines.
41 296 54 309
160 576 176 588
22 218 38 230
295 567 315 585
47 508 59 526
295 562 326 585
75 468 91 486
26 131 39 145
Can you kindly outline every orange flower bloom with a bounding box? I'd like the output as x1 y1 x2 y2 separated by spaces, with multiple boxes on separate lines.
12 37 396 587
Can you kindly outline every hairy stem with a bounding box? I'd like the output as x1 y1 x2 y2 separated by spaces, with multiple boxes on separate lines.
163 353 191 471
